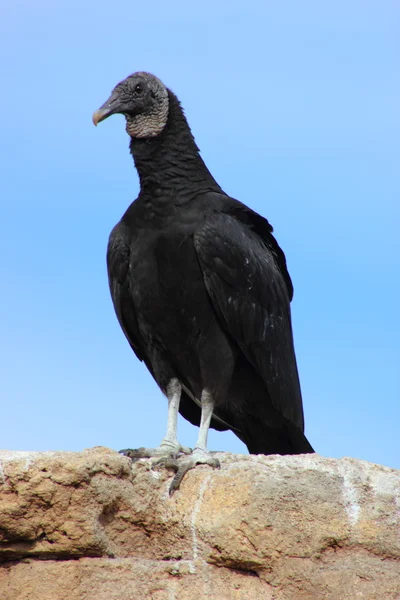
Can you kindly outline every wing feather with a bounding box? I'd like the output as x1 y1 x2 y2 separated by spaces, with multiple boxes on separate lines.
194 212 304 430
107 224 145 364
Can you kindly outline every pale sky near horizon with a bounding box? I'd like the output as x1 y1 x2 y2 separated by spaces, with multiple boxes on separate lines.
1 1 399 470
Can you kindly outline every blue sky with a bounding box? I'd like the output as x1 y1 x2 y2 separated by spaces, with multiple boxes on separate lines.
1 1 399 470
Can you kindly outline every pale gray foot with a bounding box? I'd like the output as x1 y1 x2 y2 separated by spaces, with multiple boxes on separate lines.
119 445 219 495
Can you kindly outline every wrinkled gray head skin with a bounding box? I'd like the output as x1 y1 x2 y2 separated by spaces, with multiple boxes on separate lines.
93 72 169 138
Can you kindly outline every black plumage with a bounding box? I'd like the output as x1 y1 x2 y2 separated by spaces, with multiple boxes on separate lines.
93 72 313 489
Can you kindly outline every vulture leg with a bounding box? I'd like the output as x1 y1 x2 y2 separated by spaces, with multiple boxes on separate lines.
193 389 214 452
160 378 185 452
168 390 220 495
121 387 219 495
119 378 190 461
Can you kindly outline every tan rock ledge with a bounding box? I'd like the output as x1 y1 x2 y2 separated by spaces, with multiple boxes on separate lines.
0 447 399 599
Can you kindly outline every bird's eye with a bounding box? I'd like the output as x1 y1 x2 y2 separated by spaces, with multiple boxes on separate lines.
135 83 143 94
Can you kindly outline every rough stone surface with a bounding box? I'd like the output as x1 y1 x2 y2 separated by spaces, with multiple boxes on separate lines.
0 447 399 599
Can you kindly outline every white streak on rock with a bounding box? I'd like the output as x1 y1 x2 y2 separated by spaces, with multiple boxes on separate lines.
338 461 361 526
190 473 211 573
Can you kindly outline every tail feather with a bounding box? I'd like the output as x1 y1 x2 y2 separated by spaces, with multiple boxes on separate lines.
224 358 315 455
239 415 314 455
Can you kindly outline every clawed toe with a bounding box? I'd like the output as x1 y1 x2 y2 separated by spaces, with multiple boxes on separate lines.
120 446 219 495
119 443 190 463
120 446 182 471
152 455 179 470
169 451 220 496
119 447 154 461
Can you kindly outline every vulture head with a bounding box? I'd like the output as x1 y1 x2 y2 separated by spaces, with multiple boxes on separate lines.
92 72 169 138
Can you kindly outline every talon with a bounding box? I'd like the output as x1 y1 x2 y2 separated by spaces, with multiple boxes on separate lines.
169 474 185 496
163 458 180 471
210 458 221 469
119 445 219 495
153 456 179 471
119 447 153 461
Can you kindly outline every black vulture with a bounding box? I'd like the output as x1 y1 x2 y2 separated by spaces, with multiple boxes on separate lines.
93 72 314 493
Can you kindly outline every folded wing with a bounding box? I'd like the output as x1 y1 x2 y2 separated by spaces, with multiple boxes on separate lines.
194 211 305 431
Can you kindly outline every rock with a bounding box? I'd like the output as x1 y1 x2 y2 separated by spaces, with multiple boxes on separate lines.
0 447 399 599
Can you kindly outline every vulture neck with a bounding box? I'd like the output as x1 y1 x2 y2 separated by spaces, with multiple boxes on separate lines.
129 91 222 197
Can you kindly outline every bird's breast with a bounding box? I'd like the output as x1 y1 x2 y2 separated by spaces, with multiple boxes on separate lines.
129 228 210 332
